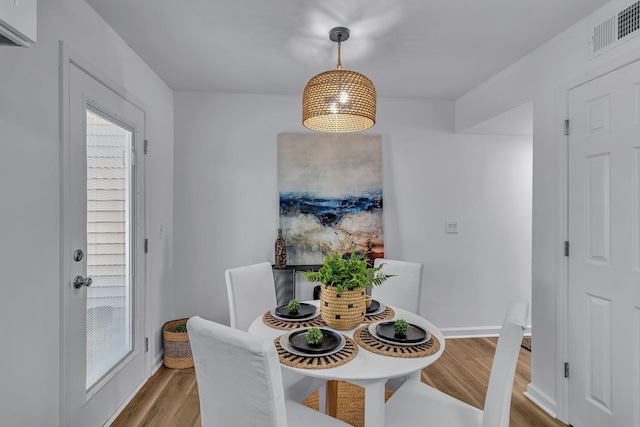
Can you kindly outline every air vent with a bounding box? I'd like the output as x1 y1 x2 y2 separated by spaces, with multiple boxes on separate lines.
592 16 617 53
619 1 640 39
589 1 640 58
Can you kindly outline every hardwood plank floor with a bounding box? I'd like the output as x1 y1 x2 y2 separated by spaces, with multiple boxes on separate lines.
112 337 566 426
420 337 567 427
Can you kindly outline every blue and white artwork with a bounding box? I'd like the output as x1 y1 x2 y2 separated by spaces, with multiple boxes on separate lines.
278 133 384 265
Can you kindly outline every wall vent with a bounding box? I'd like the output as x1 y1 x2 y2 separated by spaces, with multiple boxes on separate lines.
589 1 640 58
619 1 640 39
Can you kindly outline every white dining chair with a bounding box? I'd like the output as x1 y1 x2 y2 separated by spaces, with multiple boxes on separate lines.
187 316 349 427
225 262 277 332
225 262 326 403
372 258 423 314
383 297 529 427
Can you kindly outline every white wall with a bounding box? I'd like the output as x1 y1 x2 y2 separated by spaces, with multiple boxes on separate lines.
455 0 640 419
173 92 532 335
0 0 174 425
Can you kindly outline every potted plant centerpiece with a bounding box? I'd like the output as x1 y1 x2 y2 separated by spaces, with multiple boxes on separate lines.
304 250 391 330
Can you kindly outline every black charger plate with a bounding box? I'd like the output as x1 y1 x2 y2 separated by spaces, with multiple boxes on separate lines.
375 321 428 344
274 303 316 319
288 328 342 355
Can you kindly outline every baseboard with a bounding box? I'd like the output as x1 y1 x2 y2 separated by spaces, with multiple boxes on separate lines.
440 325 532 339
152 354 164 372
524 383 558 419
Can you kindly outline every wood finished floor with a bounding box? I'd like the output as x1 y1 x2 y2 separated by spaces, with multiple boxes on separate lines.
112 337 567 427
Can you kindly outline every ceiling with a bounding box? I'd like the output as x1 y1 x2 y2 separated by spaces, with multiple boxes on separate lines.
85 0 610 100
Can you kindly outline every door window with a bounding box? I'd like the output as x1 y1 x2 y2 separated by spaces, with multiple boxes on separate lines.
85 108 134 390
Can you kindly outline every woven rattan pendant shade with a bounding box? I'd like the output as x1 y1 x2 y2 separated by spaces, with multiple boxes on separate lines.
303 69 376 132
302 27 376 133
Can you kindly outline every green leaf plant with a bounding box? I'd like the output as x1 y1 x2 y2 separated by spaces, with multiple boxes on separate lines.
287 299 301 314
394 319 409 336
173 323 187 333
303 249 393 293
305 327 324 345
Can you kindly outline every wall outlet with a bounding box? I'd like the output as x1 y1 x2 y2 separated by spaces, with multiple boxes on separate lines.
446 221 459 234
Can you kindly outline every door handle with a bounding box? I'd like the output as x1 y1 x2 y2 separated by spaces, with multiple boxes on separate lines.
73 275 93 289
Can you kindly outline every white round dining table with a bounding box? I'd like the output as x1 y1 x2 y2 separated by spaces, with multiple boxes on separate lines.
248 300 445 427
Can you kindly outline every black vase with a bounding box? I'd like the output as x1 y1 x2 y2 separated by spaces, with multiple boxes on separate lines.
275 228 287 269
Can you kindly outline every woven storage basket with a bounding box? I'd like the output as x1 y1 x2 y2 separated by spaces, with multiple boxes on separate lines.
320 285 366 330
162 318 193 369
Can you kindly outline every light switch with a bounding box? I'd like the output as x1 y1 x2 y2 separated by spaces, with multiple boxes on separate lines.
446 221 459 234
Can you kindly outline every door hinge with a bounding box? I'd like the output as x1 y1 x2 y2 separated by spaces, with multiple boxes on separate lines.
144 238 148 253
564 362 569 378
564 241 569 257
145 337 149 352
564 119 570 136
144 139 149 154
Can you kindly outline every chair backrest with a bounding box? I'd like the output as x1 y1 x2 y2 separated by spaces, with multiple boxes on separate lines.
225 262 277 331
481 297 529 427
187 316 288 427
372 258 423 314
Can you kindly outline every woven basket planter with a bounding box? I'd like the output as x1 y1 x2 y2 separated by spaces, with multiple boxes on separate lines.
320 285 366 330
162 318 193 369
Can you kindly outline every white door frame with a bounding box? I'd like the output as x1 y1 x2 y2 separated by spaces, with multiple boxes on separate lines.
59 41 151 426
555 46 640 423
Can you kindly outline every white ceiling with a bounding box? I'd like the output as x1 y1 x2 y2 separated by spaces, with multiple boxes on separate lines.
85 0 610 100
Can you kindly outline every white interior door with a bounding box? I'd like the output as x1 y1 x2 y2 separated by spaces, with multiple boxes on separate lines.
568 59 640 427
62 61 147 427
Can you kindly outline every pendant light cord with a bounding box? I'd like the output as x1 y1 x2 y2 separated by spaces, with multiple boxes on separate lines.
336 35 343 70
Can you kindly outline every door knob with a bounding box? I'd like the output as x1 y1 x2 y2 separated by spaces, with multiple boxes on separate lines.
73 275 93 289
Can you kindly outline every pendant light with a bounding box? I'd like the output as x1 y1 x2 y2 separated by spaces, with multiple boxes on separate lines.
302 27 377 133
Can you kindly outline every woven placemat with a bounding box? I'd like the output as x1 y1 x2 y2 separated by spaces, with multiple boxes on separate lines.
262 310 327 330
364 306 395 323
274 335 358 369
353 325 440 358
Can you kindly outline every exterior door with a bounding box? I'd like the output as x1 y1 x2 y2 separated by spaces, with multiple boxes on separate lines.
568 59 640 426
63 61 147 427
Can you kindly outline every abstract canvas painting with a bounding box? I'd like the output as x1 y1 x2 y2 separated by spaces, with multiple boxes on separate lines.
278 133 384 265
